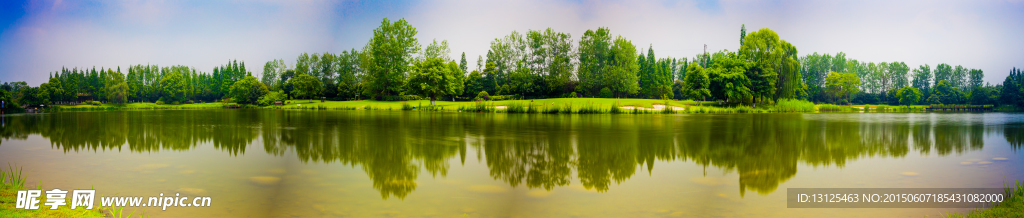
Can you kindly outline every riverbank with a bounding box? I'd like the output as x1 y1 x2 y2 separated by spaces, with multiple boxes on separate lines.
48 98 794 114
39 98 999 114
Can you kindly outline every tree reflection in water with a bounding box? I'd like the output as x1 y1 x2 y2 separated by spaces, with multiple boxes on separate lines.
0 111 1016 199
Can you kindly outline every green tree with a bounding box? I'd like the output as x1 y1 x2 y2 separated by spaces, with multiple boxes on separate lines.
951 65 968 90
463 70 484 98
537 28 575 95
160 71 186 104
459 52 468 75
739 24 747 47
969 86 991 105
774 41 802 100
106 69 127 105
934 63 952 88
292 73 323 103
897 86 921 107
230 76 270 105
423 39 451 61
41 77 64 105
911 64 932 98
888 62 910 89
968 68 984 91
825 72 860 104
1001 68 1023 107
707 53 752 104
683 62 710 101
262 59 286 89
739 28 781 104
577 27 612 96
605 36 639 97
364 18 420 99
407 58 464 105
931 80 961 104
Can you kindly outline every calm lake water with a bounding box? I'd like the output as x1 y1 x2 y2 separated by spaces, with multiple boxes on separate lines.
1 110 1023 217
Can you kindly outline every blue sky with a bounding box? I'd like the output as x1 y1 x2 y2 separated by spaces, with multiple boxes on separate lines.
1 0 1023 86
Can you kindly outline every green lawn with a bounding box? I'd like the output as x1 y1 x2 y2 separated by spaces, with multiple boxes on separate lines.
55 102 228 111
46 99 989 114
273 98 697 110
48 98 698 112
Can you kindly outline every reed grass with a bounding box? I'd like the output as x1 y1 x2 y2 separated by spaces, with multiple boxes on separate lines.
771 99 815 112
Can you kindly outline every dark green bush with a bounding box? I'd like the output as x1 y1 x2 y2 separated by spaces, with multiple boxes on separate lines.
598 87 613 98
476 91 490 101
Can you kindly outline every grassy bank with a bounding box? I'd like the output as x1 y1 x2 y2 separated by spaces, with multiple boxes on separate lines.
945 181 1024 218
43 98 839 114
0 164 124 218
42 98 990 114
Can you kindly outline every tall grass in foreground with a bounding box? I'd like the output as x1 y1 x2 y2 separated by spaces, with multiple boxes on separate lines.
0 164 118 218
771 99 815 112
945 180 1024 218
1 163 27 189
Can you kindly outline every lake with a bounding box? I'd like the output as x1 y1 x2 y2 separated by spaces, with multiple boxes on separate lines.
1 110 1022 217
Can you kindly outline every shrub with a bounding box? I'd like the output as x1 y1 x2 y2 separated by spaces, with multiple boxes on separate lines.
257 91 288 106
598 87 613 98
155 99 165 105
477 91 490 101
2 101 25 113
401 102 413 110
172 101 180 105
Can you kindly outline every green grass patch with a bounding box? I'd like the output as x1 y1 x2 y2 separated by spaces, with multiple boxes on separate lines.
817 104 858 112
0 164 120 218
945 180 1024 218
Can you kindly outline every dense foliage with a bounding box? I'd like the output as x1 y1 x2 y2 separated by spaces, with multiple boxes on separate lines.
2 18 1018 109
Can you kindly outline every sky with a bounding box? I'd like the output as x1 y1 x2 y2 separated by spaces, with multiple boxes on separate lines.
1 0 1023 86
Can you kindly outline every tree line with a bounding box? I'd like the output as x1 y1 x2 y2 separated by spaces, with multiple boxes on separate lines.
0 18 1020 111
